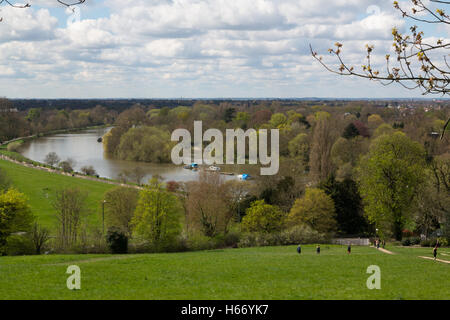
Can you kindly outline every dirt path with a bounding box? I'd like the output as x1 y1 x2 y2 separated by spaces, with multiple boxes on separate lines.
44 255 143 266
418 256 450 264
370 246 395 255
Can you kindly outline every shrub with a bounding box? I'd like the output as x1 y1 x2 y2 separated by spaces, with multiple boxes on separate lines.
420 239 438 247
437 237 449 247
5 234 35 256
81 165 97 176
59 161 74 173
186 234 217 251
241 200 286 233
402 238 411 246
281 225 329 245
7 141 22 152
238 226 328 248
106 228 128 254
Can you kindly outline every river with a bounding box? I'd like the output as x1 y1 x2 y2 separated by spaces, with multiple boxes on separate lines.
17 127 242 183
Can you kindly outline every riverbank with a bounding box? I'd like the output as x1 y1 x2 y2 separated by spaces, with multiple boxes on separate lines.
0 125 147 190
0 124 110 148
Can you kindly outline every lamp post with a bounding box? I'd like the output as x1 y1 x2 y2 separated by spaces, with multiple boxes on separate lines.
102 200 107 235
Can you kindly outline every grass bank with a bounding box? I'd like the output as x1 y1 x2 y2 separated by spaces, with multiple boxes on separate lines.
0 159 117 230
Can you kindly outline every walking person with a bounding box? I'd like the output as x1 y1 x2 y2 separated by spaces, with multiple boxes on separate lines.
316 245 321 255
347 243 352 255
297 244 301 255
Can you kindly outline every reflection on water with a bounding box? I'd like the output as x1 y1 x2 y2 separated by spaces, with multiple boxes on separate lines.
18 127 237 183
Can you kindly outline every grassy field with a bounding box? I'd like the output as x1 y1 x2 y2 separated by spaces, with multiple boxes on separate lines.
0 245 448 300
0 159 116 230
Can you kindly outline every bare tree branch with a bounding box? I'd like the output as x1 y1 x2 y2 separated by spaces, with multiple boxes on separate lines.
311 0 450 139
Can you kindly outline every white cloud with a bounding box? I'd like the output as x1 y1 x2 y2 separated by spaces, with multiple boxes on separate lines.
0 0 440 98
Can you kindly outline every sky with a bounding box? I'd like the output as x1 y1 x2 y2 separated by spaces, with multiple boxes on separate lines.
0 0 448 99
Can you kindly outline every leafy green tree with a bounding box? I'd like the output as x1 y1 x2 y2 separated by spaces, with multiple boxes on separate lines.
241 200 286 233
357 132 426 240
288 188 337 234
373 123 396 138
117 126 172 163
235 112 250 129
0 189 34 255
270 113 287 128
132 179 182 249
26 108 41 122
288 133 309 165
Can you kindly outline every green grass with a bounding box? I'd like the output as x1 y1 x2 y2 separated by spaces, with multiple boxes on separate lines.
0 245 448 300
0 159 116 230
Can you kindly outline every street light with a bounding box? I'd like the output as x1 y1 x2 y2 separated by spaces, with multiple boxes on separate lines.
102 200 107 235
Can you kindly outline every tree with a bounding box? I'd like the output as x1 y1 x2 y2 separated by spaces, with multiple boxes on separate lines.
309 112 336 183
223 108 236 123
116 126 172 163
342 123 360 140
311 0 450 136
331 136 368 169
132 178 182 249
241 200 286 233
288 133 309 165
104 187 139 237
29 222 50 255
320 176 368 235
353 121 370 138
269 113 287 128
59 160 74 173
0 1 86 21
288 188 337 234
368 114 384 132
127 167 146 185
185 172 235 237
357 132 426 240
0 189 34 255
0 98 26 141
53 188 88 249
44 152 60 167
80 165 97 176
415 153 450 238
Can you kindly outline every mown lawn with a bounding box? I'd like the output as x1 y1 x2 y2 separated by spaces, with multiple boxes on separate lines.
0 245 448 300
0 159 116 230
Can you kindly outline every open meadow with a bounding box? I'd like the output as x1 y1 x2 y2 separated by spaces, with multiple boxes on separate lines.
0 245 448 300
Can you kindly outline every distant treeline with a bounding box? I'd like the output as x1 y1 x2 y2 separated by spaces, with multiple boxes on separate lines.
9 98 418 112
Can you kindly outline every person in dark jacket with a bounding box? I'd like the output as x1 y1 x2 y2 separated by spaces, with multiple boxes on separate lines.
316 245 321 254
297 245 301 255
347 244 352 255
433 244 438 260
